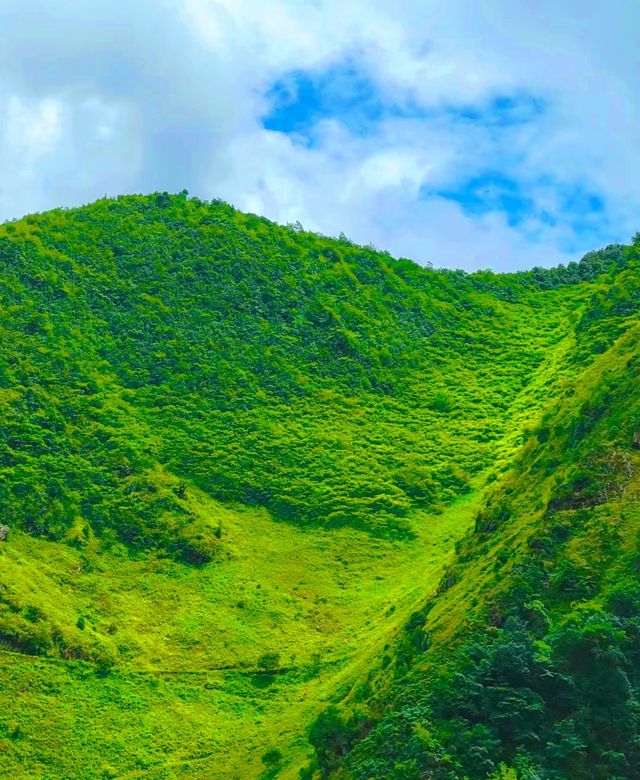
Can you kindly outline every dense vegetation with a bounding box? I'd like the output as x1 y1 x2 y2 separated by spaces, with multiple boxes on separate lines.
307 239 640 780
0 193 637 778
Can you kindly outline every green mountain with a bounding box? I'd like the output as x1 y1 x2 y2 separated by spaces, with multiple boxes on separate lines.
0 193 637 779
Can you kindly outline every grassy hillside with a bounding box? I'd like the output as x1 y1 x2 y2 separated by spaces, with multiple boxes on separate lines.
0 192 636 778
309 242 640 780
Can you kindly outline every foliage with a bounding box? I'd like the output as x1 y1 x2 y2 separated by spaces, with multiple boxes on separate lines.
0 193 638 778
0 193 609 555
315 239 640 780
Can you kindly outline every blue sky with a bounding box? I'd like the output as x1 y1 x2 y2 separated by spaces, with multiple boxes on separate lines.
264 72 546 138
263 64 388 137
0 0 638 270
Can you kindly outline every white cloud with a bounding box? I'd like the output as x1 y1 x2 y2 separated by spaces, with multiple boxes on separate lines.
0 0 638 270
6 96 62 160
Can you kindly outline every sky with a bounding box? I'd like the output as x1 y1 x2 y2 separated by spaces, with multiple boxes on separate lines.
0 0 638 271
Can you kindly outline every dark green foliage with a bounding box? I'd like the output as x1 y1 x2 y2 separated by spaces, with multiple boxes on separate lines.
308 706 372 775
342 708 454 780
335 572 640 779
257 652 281 673
430 391 453 413
261 748 283 766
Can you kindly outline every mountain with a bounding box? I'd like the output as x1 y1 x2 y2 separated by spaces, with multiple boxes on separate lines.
0 192 637 779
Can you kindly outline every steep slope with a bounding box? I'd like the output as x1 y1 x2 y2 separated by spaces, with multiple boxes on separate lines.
310 242 640 779
0 193 634 778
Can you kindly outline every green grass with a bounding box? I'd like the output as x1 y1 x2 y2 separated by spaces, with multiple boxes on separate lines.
0 479 479 778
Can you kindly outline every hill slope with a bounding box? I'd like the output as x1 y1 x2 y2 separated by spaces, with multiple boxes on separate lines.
307 241 640 780
0 193 636 779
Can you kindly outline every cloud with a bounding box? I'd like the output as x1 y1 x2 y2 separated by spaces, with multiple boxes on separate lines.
0 0 251 211
0 0 638 270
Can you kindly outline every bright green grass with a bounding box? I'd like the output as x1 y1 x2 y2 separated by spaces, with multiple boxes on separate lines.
0 478 479 779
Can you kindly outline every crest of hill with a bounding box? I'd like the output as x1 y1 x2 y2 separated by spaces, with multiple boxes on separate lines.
1 192 624 560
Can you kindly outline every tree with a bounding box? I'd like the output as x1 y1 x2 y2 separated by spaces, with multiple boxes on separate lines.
257 652 281 673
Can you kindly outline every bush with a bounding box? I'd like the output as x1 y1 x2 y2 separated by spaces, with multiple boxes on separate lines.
261 748 282 767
